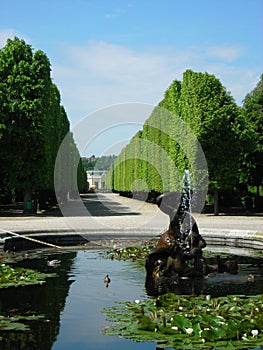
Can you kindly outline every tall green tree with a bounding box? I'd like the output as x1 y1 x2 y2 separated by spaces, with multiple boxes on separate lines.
112 70 251 215
242 75 263 198
0 38 52 209
179 70 248 214
0 37 86 211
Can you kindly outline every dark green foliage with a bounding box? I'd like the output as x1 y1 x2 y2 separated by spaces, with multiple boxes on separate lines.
82 156 97 170
0 38 50 197
55 131 87 197
0 37 86 207
179 70 243 190
242 75 263 196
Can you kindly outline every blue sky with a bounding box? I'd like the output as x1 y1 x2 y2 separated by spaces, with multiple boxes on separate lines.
1 0 262 156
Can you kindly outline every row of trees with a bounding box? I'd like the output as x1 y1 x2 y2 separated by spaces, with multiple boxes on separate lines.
107 70 262 214
0 38 87 211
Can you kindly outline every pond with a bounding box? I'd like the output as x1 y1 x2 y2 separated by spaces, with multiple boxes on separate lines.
0 247 263 350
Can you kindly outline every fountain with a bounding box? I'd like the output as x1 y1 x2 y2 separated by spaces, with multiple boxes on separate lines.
145 170 237 290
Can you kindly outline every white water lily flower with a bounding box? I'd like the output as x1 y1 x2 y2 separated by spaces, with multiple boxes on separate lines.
179 306 183 310
185 327 193 335
134 299 140 304
242 333 248 341
171 326 178 331
251 329 259 337
206 295 211 301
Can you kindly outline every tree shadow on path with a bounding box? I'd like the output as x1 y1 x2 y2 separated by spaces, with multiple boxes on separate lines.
0 193 141 218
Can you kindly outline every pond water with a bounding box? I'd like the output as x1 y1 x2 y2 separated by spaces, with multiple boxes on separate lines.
0 248 263 350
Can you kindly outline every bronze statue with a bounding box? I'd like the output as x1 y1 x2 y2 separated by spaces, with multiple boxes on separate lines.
145 170 239 294
146 185 208 281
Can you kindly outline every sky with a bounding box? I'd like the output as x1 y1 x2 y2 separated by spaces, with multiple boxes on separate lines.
0 0 262 156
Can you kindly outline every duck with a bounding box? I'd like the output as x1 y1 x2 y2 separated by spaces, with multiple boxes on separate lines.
204 272 217 279
104 274 111 287
247 274 254 282
47 259 61 267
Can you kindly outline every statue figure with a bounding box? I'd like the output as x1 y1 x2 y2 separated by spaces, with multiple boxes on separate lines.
145 172 239 298
163 243 203 278
145 170 208 280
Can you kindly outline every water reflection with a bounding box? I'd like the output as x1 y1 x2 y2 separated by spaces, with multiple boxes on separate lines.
0 250 262 350
145 255 263 297
0 250 152 350
52 251 148 350
0 251 76 350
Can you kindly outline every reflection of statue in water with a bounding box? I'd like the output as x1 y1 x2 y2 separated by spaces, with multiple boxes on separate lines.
145 170 209 282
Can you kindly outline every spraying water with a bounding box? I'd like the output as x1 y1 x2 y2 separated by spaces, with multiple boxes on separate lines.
178 169 193 242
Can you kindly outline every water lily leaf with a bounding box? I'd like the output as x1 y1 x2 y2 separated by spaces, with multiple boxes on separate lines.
0 319 29 331
227 319 239 332
193 322 202 336
172 314 192 330
201 326 226 341
137 315 156 331
103 293 263 349
0 264 57 289
229 306 242 312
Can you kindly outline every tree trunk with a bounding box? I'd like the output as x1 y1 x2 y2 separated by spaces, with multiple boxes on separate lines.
214 188 219 216
32 194 38 214
23 189 33 214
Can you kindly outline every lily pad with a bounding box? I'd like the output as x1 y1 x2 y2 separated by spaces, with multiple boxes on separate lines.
0 263 57 289
0 314 45 332
103 293 263 349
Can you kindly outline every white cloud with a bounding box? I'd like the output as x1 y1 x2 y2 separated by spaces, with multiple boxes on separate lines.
0 28 32 48
0 35 257 117
205 44 244 62
204 62 259 102
104 3 132 19
52 41 187 120
61 42 170 83
0 29 17 48
104 7 123 19
48 41 261 125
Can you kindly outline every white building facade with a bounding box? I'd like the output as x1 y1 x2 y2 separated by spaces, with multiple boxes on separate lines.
87 170 107 190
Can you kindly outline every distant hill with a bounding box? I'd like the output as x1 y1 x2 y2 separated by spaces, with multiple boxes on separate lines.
82 155 117 171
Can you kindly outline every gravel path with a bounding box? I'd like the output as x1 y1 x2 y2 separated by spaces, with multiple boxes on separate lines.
0 193 262 249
